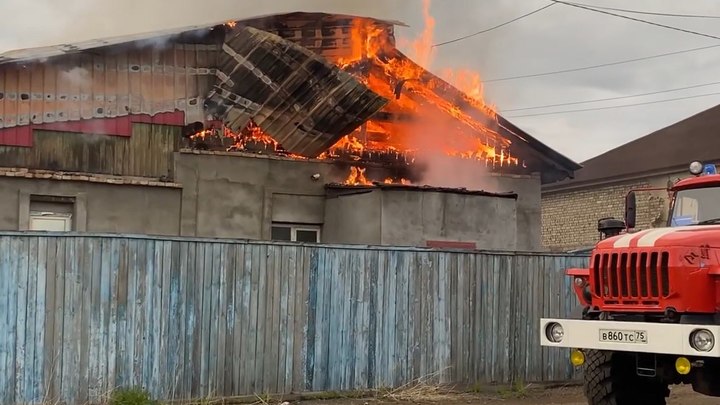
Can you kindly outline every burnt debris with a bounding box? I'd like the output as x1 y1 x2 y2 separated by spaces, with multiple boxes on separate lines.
203 26 388 158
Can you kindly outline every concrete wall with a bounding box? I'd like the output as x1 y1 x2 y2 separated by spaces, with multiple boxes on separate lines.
541 173 679 251
0 150 543 249
381 189 518 250
325 188 518 250
177 152 542 250
175 151 348 239
499 174 542 251
323 190 382 245
0 177 181 236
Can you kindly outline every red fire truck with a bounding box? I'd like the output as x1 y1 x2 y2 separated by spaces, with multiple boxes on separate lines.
540 160 720 404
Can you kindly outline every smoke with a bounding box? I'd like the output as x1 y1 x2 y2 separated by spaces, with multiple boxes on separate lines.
0 0 418 53
390 0 502 192
403 107 500 192
59 67 90 88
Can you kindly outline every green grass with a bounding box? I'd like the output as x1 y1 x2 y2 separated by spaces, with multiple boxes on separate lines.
109 387 159 405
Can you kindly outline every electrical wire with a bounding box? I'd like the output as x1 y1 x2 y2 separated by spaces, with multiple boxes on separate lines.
433 3 556 47
484 43 720 83
504 91 720 118
550 0 720 41
564 2 720 19
503 80 720 112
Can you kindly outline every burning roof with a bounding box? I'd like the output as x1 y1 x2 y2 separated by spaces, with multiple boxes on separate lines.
204 26 388 157
0 11 580 185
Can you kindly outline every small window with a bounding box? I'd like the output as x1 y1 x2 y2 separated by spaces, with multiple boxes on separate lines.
271 224 321 243
30 214 72 231
29 197 74 232
271 226 292 241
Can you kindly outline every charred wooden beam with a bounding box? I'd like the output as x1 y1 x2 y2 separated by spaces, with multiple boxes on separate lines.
206 26 388 158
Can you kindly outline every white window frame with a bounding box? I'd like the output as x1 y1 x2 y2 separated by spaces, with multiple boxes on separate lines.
271 224 321 243
29 211 73 232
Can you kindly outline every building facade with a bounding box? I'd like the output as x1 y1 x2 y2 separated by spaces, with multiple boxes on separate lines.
542 104 720 251
0 12 579 251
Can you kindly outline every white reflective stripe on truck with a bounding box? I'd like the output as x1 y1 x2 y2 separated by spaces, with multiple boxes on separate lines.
540 318 720 358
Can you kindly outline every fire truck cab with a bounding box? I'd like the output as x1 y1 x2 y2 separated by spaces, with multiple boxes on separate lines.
540 160 720 404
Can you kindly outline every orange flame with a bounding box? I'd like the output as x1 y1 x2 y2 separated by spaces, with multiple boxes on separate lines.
383 177 412 185
331 1 516 170
194 6 522 187
344 166 373 186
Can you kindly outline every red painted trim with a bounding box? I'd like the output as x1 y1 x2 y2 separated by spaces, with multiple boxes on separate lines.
566 267 590 277
0 111 186 147
426 240 477 250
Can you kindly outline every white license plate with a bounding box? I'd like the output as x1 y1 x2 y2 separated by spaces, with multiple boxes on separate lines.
599 329 648 344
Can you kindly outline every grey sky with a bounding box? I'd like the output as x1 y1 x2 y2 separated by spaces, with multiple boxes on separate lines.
1 0 719 163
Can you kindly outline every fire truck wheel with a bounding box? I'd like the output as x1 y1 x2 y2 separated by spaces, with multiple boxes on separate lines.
583 350 669 405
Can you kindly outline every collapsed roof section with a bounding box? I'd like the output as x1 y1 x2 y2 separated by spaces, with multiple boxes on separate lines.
204 27 388 157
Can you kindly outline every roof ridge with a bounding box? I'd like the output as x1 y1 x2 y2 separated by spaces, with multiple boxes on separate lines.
580 103 720 165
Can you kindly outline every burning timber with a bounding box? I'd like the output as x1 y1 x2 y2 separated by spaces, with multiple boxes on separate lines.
181 22 530 184
0 11 580 185
203 26 388 158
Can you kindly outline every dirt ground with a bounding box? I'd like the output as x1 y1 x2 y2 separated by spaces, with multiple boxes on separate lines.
296 385 719 405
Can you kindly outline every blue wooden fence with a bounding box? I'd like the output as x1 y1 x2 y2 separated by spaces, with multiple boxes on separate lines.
0 233 588 404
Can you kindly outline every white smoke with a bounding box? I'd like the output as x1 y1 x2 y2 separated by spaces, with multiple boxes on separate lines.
59 67 90 88
0 0 419 53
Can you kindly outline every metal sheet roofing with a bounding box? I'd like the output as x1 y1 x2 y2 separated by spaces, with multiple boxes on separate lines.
543 103 720 191
325 183 519 198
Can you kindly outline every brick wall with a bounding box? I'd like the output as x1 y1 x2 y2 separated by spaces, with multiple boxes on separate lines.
541 175 680 251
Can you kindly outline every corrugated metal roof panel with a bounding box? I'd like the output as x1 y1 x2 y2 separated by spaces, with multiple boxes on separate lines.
325 182 519 198
205 27 388 158
0 44 218 131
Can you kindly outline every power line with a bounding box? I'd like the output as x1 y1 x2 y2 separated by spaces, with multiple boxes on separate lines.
433 3 556 47
484 43 720 83
503 80 720 112
566 2 720 19
550 0 720 41
504 91 720 118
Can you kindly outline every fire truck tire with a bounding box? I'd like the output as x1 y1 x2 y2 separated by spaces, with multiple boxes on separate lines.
583 350 669 405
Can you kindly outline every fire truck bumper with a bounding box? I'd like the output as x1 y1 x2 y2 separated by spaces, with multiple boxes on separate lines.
540 318 720 357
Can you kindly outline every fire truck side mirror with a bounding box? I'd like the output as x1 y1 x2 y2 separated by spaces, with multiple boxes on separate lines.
625 191 637 229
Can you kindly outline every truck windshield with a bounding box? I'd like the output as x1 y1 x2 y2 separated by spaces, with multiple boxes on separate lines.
671 187 720 226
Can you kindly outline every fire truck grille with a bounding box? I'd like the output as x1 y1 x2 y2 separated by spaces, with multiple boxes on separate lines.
592 251 670 304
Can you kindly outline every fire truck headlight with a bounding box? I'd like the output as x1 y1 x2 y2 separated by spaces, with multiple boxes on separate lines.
546 322 564 343
689 161 704 175
690 329 715 352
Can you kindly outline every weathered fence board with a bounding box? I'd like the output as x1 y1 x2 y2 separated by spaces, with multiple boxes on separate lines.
0 233 588 404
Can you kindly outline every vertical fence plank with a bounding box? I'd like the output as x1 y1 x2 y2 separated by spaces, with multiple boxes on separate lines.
278 245 291 393
290 245 307 393
208 243 221 396
231 244 247 395
0 237 10 403
353 250 370 390
33 237 47 403
78 237 92 403
13 237 27 404
264 244 281 394
16 237 33 403
175 241 188 400
114 240 128 392
221 243 235 396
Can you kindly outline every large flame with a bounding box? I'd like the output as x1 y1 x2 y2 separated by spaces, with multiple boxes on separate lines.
194 3 520 187
328 0 519 186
